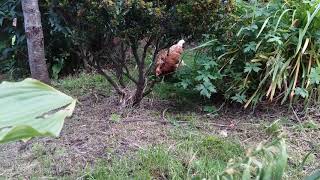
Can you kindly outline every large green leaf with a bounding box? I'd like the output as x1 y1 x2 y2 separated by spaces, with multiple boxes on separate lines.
0 78 76 144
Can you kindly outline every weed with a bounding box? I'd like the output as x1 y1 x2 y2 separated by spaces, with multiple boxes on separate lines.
265 119 283 136
109 113 121 123
294 119 320 132
31 143 54 176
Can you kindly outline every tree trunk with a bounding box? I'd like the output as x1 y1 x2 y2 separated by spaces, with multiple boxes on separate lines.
21 0 50 84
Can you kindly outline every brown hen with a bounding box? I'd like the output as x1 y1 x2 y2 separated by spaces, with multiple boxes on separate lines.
155 40 186 76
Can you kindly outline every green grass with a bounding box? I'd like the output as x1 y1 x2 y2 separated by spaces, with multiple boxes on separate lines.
31 143 54 177
29 143 81 180
85 130 244 180
53 72 112 97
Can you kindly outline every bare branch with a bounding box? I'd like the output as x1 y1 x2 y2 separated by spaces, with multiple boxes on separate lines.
130 38 141 65
118 74 126 88
123 70 138 84
101 57 138 85
143 79 159 97
141 36 154 65
100 55 126 88
145 37 161 76
130 37 154 106
119 43 138 84
88 59 125 96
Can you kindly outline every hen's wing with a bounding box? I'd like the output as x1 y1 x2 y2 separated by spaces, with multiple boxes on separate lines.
155 49 169 76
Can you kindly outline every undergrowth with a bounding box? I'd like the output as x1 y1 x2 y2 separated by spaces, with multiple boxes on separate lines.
84 125 292 180
84 131 244 180
53 72 111 97
176 0 320 109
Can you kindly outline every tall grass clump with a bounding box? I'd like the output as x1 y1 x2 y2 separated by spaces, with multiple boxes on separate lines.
217 138 287 179
177 0 320 108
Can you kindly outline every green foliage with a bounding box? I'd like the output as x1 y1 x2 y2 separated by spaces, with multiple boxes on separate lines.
0 0 221 79
265 120 283 136
86 128 290 180
203 105 218 113
152 82 201 105
0 78 76 144
0 0 28 77
310 67 320 85
217 138 288 180
86 133 243 179
174 0 220 39
177 0 320 108
294 119 320 132
176 51 222 99
109 113 121 123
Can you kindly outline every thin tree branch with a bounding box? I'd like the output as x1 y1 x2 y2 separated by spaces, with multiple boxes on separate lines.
119 43 138 84
101 55 126 87
141 36 154 66
101 56 137 85
143 78 159 97
88 59 125 96
145 37 161 76
128 36 156 106
130 38 141 65
123 70 138 84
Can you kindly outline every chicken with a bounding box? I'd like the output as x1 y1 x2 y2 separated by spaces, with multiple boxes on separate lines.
155 40 186 76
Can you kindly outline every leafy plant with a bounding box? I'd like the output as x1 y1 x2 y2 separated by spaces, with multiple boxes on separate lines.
217 137 288 179
109 113 121 123
177 0 320 108
0 78 76 143
176 51 222 99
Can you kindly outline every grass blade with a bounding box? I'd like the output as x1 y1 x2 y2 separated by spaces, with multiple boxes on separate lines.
295 3 320 57
257 17 271 38
274 9 292 32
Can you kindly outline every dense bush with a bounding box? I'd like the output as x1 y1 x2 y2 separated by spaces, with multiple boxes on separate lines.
177 0 320 108
0 0 28 78
0 0 221 79
0 0 223 107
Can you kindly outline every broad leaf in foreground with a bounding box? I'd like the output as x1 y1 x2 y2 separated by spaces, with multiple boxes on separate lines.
0 78 76 143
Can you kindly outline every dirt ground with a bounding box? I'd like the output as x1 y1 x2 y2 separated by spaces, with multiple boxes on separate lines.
0 93 319 179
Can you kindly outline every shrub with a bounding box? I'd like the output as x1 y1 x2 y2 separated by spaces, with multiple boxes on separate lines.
1 0 223 107
0 0 28 77
177 0 320 108
0 0 221 78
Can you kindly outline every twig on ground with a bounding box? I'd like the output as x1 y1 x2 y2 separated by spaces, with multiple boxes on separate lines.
291 106 302 123
121 119 168 125
204 123 230 127
162 108 169 122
